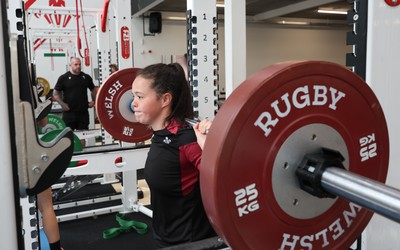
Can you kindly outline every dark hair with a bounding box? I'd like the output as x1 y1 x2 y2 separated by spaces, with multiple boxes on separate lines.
110 64 118 70
138 63 194 125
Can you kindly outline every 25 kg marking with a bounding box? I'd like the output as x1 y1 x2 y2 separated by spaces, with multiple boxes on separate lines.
122 126 134 136
359 133 377 162
234 183 260 217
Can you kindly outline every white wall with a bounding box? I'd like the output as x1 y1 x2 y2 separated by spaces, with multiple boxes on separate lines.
34 52 69 88
245 24 351 77
132 19 188 68
132 18 351 93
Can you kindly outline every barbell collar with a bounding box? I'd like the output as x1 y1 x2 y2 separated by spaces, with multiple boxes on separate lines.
296 148 346 199
321 167 400 223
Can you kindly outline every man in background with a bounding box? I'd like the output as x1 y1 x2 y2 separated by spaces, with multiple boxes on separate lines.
53 57 97 130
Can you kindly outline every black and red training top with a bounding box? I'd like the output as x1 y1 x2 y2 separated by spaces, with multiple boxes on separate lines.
144 119 216 247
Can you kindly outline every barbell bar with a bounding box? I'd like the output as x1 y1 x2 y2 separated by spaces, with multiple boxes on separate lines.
295 147 400 222
321 167 400 223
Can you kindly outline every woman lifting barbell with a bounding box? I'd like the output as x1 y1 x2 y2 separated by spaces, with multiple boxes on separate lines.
131 63 213 247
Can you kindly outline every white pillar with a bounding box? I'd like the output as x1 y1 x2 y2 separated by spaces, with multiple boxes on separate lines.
187 0 218 119
363 1 400 250
115 0 134 69
224 0 246 97
1 1 21 249
96 13 111 82
0 40 19 250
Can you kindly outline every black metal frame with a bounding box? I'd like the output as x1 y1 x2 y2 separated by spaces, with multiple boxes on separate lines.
347 1 368 249
346 0 368 80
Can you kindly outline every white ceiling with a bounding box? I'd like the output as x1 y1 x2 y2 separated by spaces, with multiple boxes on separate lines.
140 0 353 27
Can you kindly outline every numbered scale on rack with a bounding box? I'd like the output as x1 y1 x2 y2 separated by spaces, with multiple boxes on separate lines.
187 0 218 119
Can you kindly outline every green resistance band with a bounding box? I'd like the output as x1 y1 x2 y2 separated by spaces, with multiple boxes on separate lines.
103 213 148 239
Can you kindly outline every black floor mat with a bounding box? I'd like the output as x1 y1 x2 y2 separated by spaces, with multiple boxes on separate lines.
56 175 156 249
59 211 157 250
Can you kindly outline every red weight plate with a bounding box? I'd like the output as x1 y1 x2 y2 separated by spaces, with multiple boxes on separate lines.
385 0 400 7
96 68 152 143
201 61 389 249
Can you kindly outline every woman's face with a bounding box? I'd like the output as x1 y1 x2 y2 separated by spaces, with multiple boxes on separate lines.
131 76 164 125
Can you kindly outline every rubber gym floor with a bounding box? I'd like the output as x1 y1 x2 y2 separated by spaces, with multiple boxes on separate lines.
52 172 158 250
59 210 157 250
